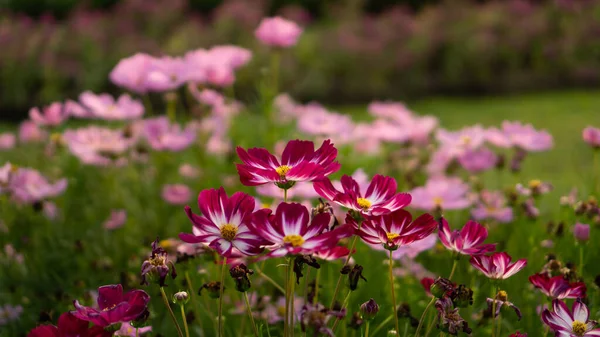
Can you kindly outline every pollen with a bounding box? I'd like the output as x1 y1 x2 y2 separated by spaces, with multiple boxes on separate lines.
275 165 291 177
356 198 372 210
386 232 400 241
529 179 542 188
220 224 238 241
572 320 587 336
460 135 472 145
433 196 444 206
102 304 117 312
283 234 305 247
150 255 166 266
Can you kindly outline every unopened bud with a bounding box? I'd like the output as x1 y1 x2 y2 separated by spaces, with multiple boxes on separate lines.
359 298 379 320
173 291 189 305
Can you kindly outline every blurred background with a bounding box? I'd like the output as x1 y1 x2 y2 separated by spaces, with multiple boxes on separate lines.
1 0 599 122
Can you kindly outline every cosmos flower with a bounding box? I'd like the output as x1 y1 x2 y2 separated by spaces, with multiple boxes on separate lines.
179 164 200 178
529 274 587 300
63 126 133 166
255 16 303 47
573 223 591 242
582 126 600 148
29 102 69 126
313 246 351 261
109 53 154 94
542 299 600 337
236 139 340 187
72 92 144 120
457 147 497 173
263 296 304 324
314 174 411 216
486 121 553 152
355 209 437 251
103 210 127 230
161 184 192 205
8 168 67 204
180 187 265 257
438 219 496 256
470 252 527 280
19 120 47 143
140 238 177 287
471 190 513 223
73 284 150 327
410 176 471 211
144 56 188 92
300 303 346 337
436 125 487 157
0 133 16 150
143 117 196 152
250 202 351 258
0 304 23 326
27 312 111 337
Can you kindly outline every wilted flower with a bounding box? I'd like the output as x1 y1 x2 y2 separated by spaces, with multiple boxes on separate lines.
486 291 522 320
430 277 455 298
410 176 471 212
293 255 320 284
421 277 435 297
470 252 527 280
529 273 587 299
300 303 346 337
471 190 513 223
438 218 496 255
360 298 379 320
435 297 472 335
0 133 16 150
72 91 144 120
230 263 254 292
103 209 127 230
573 223 591 242
162 184 192 205
450 284 473 308
341 264 367 291
199 282 223 299
583 126 600 148
143 117 196 152
140 238 177 287
27 312 111 337
73 284 150 327
8 168 67 204
255 16 303 47
29 102 69 127
348 312 364 330
542 299 600 336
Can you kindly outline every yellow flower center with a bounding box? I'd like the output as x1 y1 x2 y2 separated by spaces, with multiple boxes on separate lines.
102 304 117 312
433 196 444 206
283 234 305 247
497 290 508 301
220 224 238 241
149 255 166 266
529 179 542 188
386 232 400 241
572 320 587 336
277 305 286 317
356 198 372 210
460 135 472 145
275 165 291 177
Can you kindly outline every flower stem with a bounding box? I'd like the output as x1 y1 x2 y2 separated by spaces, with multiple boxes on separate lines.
167 95 177 122
364 321 371 337
218 257 227 337
180 304 190 337
244 292 260 337
185 271 204 334
415 297 436 337
448 259 459 281
255 265 285 294
143 94 153 115
330 230 361 308
389 250 400 335
579 245 585 279
284 258 290 337
135 328 139 337
314 268 321 304
160 287 184 337
289 258 296 337
491 286 499 337
284 188 288 203
495 309 503 337
371 315 392 336
332 290 352 332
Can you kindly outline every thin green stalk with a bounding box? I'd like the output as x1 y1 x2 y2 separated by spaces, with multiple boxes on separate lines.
496 310 503 337
135 328 139 337
143 94 153 115
332 291 352 331
166 95 177 122
289 258 296 337
389 250 400 335
218 257 227 337
244 292 260 337
415 297 436 337
303 268 311 302
448 259 459 281
185 271 204 334
370 315 392 336
491 286 499 337
314 268 321 304
284 188 288 203
160 287 184 337
255 265 285 294
180 304 190 337
580 245 585 279
285 258 290 337
330 228 361 308
364 321 370 337
424 313 437 337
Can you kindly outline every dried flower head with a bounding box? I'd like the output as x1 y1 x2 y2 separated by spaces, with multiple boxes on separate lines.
140 238 177 287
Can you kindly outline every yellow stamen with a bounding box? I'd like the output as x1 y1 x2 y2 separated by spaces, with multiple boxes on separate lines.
150 255 166 266
356 198 372 210
497 290 508 301
220 224 238 241
572 320 587 336
386 233 400 241
529 179 542 188
275 165 291 177
283 234 305 247
102 304 118 312
433 196 444 206
460 135 472 145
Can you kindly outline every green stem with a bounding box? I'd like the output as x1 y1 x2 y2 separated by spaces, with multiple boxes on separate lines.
244 292 260 337
314 268 321 304
580 245 585 279
289 258 296 337
185 271 204 334
135 328 139 337
448 259 459 281
160 287 184 337
167 95 177 122
332 291 352 332
491 286 499 337
415 297 436 337
364 321 370 337
370 315 392 336
496 309 503 337
284 188 288 203
180 304 190 337
304 267 311 302
389 250 400 335
218 257 227 337
143 94 153 115
424 313 437 337
255 265 286 294
330 229 361 308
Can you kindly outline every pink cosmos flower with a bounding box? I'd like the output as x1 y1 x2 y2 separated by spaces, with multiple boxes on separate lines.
573 223 591 242
144 56 188 92
63 126 133 166
179 164 200 178
143 117 196 152
250 202 351 258
236 139 340 187
162 184 192 205
542 299 600 337
184 46 251 87
180 187 265 257
354 209 437 251
410 176 471 211
529 273 586 300
27 312 111 337
368 101 438 144
115 322 152 336
369 230 437 260
438 219 496 256
0 133 15 150
103 210 127 230
313 246 351 261
471 190 513 223
209 45 253 69
8 168 67 204
255 16 303 47
314 174 411 216
263 296 304 324
256 181 318 200
18 120 47 143
470 252 527 280
486 121 553 151
457 147 497 173
29 102 69 126
72 91 144 120
582 126 600 148
190 88 225 107
436 125 487 157
73 284 150 327
296 106 354 141
109 53 154 94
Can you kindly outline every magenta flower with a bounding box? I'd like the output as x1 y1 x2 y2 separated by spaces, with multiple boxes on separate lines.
250 202 351 258
8 168 67 204
29 102 69 126
143 117 196 152
236 139 340 187
103 210 127 230
583 126 600 148
410 176 471 211
573 223 591 242
314 174 411 216
0 133 16 150
486 121 553 151
354 209 437 251
73 284 150 327
471 190 513 223
18 120 47 143
313 246 351 261
470 252 527 280
162 184 192 205
542 299 600 337
529 273 586 300
180 187 264 257
438 219 496 256
27 312 111 337
73 91 144 120
457 147 497 173
255 16 303 47
109 53 154 94
63 126 133 166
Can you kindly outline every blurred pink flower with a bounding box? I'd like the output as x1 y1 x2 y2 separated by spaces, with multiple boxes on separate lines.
145 56 188 92
109 53 154 94
18 121 47 143
436 125 487 157
471 190 513 223
0 133 16 150
368 101 413 123
255 16 303 47
184 46 251 87
63 126 133 166
29 102 69 126
143 117 196 152
206 135 231 155
8 168 67 204
582 126 600 148
114 322 152 336
458 147 497 173
0 304 23 325
410 176 471 211
209 45 252 69
189 87 225 107
103 210 127 230
256 181 318 200
393 256 435 280
162 184 191 205
179 164 200 178
43 201 58 220
573 222 590 242
72 91 144 120
486 121 553 151
296 105 354 141
3 244 24 264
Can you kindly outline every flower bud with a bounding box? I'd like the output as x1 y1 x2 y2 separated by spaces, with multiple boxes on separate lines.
130 308 150 328
173 291 189 305
360 298 379 320
387 330 398 336
573 223 590 242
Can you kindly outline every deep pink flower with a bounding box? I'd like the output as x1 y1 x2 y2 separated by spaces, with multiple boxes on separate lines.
0 133 16 150
573 223 591 242
410 176 471 211
542 299 600 337
509 332 528 337
63 127 133 166
367 228 437 259
180 187 264 257
72 92 144 120
313 246 351 261
27 312 111 337
162 184 192 205
354 209 436 251
103 210 127 230
29 102 69 126
19 120 47 143
73 284 150 327
486 121 553 151
109 53 154 94
583 126 600 148
314 174 411 216
438 219 496 256
255 16 302 47
236 139 340 187
421 277 435 297
470 252 527 280
250 202 351 258
471 190 513 223
457 147 497 173
143 117 196 152
529 273 586 299
8 168 67 204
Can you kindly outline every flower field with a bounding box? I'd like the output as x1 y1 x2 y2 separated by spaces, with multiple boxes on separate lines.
2 13 600 337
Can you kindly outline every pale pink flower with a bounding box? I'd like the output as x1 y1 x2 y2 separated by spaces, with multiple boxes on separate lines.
63 126 133 166
103 210 127 230
43 201 58 220
436 125 487 157
0 304 23 325
206 135 231 155
73 91 144 120
29 102 69 126
115 322 152 336
189 87 225 107
582 126 600 148
145 56 188 92
0 133 16 150
162 184 192 205
143 117 196 152
410 176 472 211
471 190 513 223
255 16 303 47
179 164 200 178
486 121 553 151
458 147 497 173
573 223 590 242
18 121 47 143
8 168 67 204
109 53 154 94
